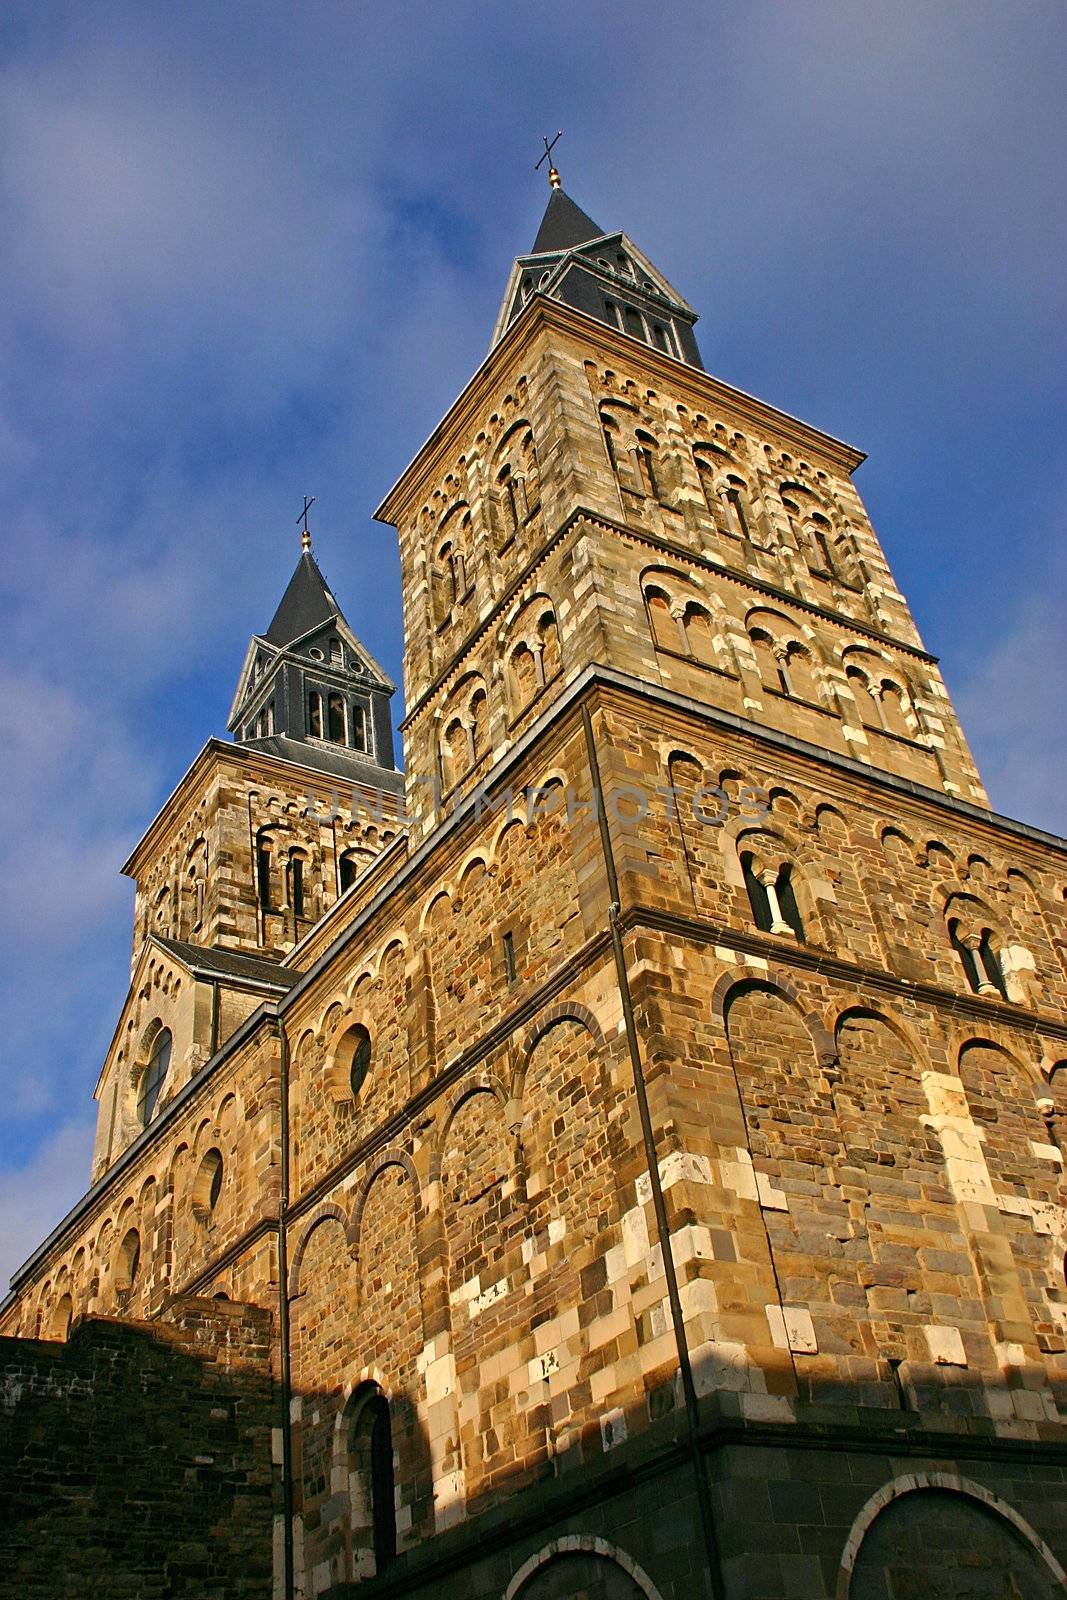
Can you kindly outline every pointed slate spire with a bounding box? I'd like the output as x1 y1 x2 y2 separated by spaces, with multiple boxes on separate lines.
530 187 605 255
491 181 704 368
227 542 401 789
263 550 345 647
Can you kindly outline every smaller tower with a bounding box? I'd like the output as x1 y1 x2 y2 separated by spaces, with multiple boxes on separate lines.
228 545 400 787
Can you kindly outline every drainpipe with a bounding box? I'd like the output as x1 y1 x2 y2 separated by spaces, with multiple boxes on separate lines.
276 1017 296 1600
580 703 725 1600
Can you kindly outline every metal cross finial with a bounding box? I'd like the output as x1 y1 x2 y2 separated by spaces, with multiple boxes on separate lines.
535 130 563 189
297 495 316 552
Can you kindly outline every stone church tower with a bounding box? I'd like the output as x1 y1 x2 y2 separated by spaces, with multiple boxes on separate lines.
3 169 1067 1600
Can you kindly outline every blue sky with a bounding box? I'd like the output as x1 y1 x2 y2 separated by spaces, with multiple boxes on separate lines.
1 0 1065 1288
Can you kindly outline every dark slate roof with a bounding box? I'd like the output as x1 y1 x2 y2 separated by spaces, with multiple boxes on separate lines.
531 188 605 254
154 937 298 990
237 733 405 790
264 551 346 646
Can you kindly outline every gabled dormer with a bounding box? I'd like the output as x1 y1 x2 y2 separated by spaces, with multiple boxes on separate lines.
228 547 402 790
491 180 704 369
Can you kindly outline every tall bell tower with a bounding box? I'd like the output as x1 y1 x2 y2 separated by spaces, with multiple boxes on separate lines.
379 176 986 833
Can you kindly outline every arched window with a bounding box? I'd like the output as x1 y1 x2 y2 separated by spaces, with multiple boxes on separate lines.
742 854 803 939
683 602 716 662
308 690 324 739
443 718 469 788
509 643 539 710
846 667 881 727
645 586 678 653
694 456 719 522
602 412 620 475
603 298 620 329
776 866 804 940
742 853 773 932
194 1148 224 1213
329 637 343 664
347 1387 397 1575
115 1228 141 1292
138 1029 171 1126
339 850 369 894
345 1025 372 1100
807 512 837 575
439 540 458 607
879 679 911 738
52 1295 73 1340
725 478 752 540
497 464 520 541
256 834 273 911
470 688 489 758
350 703 367 752
538 609 561 681
288 853 306 919
635 429 660 499
978 932 1007 998
750 630 787 693
783 642 820 703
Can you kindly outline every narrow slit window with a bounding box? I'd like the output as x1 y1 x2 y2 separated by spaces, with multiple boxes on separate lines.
257 846 272 910
503 930 516 984
742 855 774 933
368 1395 396 1571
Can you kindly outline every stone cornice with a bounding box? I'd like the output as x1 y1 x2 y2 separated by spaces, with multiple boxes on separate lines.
283 662 1067 1033
399 505 936 735
624 904 1067 1045
374 297 866 529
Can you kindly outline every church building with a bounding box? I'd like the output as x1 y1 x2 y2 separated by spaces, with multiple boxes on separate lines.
2 163 1067 1600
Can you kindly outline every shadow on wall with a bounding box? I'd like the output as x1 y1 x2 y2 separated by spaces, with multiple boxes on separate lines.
0 1299 277 1600
4 1309 1066 1600
310 1360 1067 1600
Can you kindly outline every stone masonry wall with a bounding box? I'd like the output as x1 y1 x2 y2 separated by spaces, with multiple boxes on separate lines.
0 1297 276 1600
